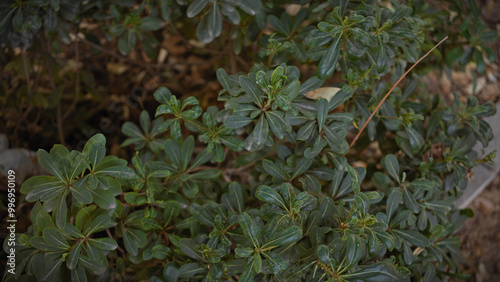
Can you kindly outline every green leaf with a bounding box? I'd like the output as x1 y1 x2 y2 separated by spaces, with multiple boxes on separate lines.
66 241 82 270
268 15 288 35
255 185 286 209
20 175 55 195
253 253 262 273
179 239 204 261
262 160 286 181
393 229 429 248
95 165 135 179
239 76 263 107
317 245 330 263
235 247 254 258
43 227 70 249
197 13 213 43
154 86 173 105
55 191 68 228
346 234 365 268
239 263 255 282
264 252 288 275
406 127 424 151
152 244 172 260
292 157 312 179
12 8 24 32
220 136 243 151
344 260 404 281
163 262 179 282
141 16 163 31
234 0 262 15
178 262 205 278
266 112 285 139
89 238 118 250
183 181 199 198
317 34 342 79
86 187 116 209
239 212 262 248
164 139 181 167
403 188 419 214
85 214 112 235
224 115 253 129
188 149 212 170
24 178 65 202
79 253 106 275
190 169 221 180
217 68 232 92
69 181 92 204
163 200 182 226
123 228 148 256
296 121 316 141
207 3 222 40
181 136 194 170
33 253 63 281
386 189 402 221
187 0 208 17
354 192 370 216
253 115 269 146
262 226 302 248
189 203 215 226
317 98 329 130
30 237 63 251
382 154 400 183
38 149 65 180
229 182 244 213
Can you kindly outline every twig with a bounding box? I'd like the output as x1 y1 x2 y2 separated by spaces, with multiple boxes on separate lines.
349 36 449 149
62 39 80 120
42 41 66 145
75 33 148 68
107 228 126 256
57 103 66 145
21 50 31 90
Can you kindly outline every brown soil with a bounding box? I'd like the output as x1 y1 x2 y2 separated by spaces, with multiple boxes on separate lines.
459 175 500 281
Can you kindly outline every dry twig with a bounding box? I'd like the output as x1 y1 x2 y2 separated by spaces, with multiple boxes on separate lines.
349 36 449 149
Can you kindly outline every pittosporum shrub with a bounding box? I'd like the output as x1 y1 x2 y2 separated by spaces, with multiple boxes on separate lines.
2 0 498 281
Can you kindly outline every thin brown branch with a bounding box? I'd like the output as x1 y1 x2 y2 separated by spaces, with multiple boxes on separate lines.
57 103 66 145
107 228 126 256
75 33 148 68
62 39 80 120
21 50 31 88
349 36 449 149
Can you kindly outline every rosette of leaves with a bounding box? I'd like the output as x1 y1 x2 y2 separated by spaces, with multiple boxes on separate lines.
439 94 495 147
197 105 244 162
218 64 301 151
123 152 171 205
371 153 474 278
258 7 310 63
4 202 117 281
9 134 134 281
20 134 134 227
0 0 80 49
413 0 497 74
121 110 166 157
154 86 203 141
149 135 221 199
186 0 262 43
286 89 354 159
305 3 422 80
101 2 164 56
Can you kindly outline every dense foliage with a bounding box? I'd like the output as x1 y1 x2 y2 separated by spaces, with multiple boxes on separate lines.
2 0 497 281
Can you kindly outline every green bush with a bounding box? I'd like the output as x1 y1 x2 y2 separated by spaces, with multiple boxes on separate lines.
2 0 497 281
